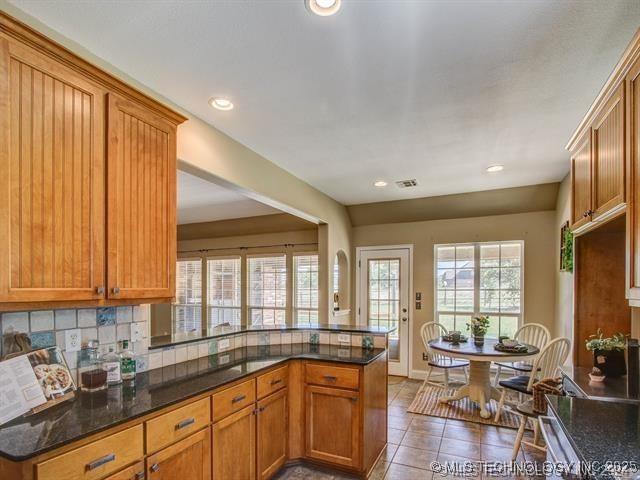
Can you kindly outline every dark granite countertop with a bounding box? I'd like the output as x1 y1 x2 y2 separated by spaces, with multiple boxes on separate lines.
561 366 640 402
547 395 640 478
150 322 396 350
0 344 386 462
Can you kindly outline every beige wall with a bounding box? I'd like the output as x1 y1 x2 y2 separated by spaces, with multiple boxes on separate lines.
352 211 557 374
555 175 574 361
1 3 353 325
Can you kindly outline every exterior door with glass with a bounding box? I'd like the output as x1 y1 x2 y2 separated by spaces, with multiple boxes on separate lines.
358 247 411 377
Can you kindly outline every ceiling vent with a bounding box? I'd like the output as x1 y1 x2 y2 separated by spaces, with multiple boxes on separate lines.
395 179 418 188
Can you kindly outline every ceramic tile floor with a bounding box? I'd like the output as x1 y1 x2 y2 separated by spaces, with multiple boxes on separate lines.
275 377 546 480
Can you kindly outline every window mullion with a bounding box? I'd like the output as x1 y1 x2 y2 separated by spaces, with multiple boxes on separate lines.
474 244 480 315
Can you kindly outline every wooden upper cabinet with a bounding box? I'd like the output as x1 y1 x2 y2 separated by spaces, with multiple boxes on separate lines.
592 84 626 220
106 94 177 300
626 56 640 301
0 37 106 303
570 129 593 230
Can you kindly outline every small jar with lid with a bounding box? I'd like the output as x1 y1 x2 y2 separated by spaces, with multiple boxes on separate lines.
78 340 108 392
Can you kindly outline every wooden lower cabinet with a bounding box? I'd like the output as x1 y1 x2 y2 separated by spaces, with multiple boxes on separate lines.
305 385 360 469
104 462 145 480
146 427 211 480
212 404 256 480
257 389 288 480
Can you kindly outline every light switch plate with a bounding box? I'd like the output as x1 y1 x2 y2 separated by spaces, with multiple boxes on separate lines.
218 339 230 351
338 334 350 344
64 329 82 353
130 323 144 342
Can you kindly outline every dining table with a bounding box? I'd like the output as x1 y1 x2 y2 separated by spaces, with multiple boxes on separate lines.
428 337 539 419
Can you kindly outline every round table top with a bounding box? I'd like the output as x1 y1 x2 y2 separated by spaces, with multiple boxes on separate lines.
428 337 539 362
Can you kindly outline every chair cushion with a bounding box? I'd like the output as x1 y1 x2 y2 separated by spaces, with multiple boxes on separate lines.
494 361 538 372
428 358 469 369
498 375 532 394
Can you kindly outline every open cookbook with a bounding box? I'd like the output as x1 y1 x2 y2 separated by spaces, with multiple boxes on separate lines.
0 346 76 425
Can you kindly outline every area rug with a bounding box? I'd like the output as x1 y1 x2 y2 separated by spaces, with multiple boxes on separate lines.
407 383 530 430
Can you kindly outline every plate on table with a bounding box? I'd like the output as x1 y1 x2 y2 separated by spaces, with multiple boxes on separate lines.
494 343 528 353
442 334 468 343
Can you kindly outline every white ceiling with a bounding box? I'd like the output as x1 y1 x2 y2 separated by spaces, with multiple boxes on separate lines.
10 0 640 205
177 170 279 224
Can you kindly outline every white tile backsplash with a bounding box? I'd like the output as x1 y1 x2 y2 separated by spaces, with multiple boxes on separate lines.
149 351 163 370
187 344 200 360
116 324 131 342
116 306 133 324
77 309 97 327
98 325 116 345
175 346 188 364
2 312 29 334
30 311 54 331
54 310 77 330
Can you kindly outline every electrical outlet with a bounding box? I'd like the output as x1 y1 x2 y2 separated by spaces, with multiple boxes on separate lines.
422 352 428 361
338 334 350 344
130 323 144 342
64 329 82 353
218 339 230 351
416 301 422 310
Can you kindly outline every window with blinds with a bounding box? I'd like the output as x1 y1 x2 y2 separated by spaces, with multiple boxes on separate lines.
174 259 202 334
294 254 319 325
248 255 287 325
435 241 523 338
207 257 241 327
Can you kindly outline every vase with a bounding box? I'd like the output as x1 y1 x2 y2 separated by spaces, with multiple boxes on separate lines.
473 335 485 347
593 349 626 377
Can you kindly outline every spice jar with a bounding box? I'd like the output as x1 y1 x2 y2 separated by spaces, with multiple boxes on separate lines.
78 340 108 392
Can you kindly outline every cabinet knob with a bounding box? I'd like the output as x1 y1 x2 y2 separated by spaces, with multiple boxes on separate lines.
583 211 589 218
150 463 160 473
96 286 105 295
112 287 120 295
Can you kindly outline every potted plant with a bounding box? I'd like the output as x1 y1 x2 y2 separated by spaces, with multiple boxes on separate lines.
585 329 628 377
467 315 490 347
588 367 606 382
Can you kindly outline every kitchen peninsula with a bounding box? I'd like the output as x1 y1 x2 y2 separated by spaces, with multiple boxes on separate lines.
0 325 391 480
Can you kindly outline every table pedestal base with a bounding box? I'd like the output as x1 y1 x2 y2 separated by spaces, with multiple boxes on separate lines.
438 360 501 419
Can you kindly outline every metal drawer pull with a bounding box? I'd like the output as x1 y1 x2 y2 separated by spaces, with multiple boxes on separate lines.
232 394 246 404
135 472 145 480
270 378 282 385
175 417 195 430
323 375 337 381
86 453 116 471
150 463 160 473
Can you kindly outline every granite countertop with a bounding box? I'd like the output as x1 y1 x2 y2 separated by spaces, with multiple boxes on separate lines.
149 322 397 349
561 366 639 402
0 344 386 462
547 395 640 477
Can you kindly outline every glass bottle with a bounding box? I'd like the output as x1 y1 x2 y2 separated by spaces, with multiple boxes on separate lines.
78 340 108 392
102 346 122 385
120 340 136 381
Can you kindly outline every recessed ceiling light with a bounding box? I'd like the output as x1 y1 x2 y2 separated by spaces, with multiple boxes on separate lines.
305 0 341 16
486 165 504 173
374 180 388 187
209 97 234 111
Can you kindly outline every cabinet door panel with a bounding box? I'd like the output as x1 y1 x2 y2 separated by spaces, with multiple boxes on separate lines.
593 84 625 219
571 130 593 230
257 389 287 480
104 462 145 480
305 385 360 469
107 93 176 299
627 58 640 301
146 427 211 480
0 37 105 302
212 404 256 480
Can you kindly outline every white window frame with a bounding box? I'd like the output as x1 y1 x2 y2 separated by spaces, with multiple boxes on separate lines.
206 255 242 327
174 257 204 335
293 252 320 326
433 241 525 337
247 253 288 326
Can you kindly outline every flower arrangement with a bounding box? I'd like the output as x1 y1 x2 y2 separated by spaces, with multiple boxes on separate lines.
585 329 626 352
467 315 490 337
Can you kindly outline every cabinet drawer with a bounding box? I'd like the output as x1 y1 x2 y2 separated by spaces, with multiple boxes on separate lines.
146 397 210 453
104 462 145 480
212 379 256 422
305 363 359 390
257 365 288 399
35 425 143 480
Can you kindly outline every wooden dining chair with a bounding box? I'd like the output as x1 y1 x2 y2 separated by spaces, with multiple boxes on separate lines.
493 323 550 386
420 322 469 389
494 337 571 422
